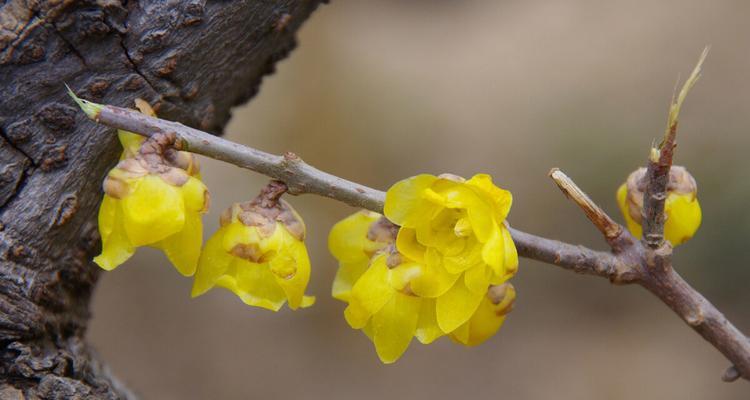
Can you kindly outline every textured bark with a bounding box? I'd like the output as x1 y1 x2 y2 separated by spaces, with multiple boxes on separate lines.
0 0 322 398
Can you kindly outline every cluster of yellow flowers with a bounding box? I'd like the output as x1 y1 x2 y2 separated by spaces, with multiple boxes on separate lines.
93 101 702 364
329 174 518 363
94 102 313 311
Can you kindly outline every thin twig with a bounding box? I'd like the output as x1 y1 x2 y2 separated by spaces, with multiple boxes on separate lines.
68 89 749 382
549 168 623 245
641 48 708 248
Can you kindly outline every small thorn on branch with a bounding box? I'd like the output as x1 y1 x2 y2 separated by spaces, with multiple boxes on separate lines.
548 168 623 245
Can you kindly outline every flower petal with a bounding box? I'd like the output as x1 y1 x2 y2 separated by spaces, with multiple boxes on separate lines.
332 261 369 302
329 211 381 262
617 183 643 239
270 236 311 310
465 174 513 222
436 277 484 333
344 256 394 329
450 296 508 346
664 193 701 246
180 176 209 212
372 292 421 364
122 176 185 246
415 298 444 344
384 174 438 227
409 254 460 298
232 258 288 311
395 227 426 262
156 211 202 276
464 264 491 294
94 197 135 271
191 226 233 297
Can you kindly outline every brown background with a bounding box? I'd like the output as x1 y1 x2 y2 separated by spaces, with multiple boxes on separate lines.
89 1 750 398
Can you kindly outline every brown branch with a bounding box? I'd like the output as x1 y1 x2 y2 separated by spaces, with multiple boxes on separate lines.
69 92 750 382
549 168 623 245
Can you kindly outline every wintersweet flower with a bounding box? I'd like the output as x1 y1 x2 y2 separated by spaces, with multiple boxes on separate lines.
384 173 518 333
94 133 209 275
617 166 701 246
329 205 518 363
330 212 444 362
192 181 315 311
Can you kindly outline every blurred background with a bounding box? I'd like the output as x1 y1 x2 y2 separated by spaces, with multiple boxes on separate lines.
89 0 750 398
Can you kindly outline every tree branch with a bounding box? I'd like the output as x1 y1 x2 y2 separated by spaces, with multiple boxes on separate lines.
69 92 750 382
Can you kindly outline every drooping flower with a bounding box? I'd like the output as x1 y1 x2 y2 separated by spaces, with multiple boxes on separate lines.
384 173 518 333
94 133 209 275
330 173 520 363
330 212 440 362
617 166 701 246
192 181 315 311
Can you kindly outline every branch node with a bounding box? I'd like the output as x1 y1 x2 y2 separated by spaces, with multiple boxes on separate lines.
722 365 741 382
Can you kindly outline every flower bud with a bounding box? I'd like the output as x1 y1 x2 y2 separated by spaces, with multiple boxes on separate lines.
192 182 314 311
617 166 701 246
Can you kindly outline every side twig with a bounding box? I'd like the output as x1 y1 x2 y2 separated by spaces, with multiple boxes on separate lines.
68 88 749 382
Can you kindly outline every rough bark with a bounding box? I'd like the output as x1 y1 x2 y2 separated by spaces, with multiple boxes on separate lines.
0 0 322 398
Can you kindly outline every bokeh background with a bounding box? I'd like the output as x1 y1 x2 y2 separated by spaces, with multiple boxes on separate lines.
89 1 750 398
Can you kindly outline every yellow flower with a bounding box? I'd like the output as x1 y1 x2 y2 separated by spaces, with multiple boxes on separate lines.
617 166 701 246
192 183 314 311
384 173 518 333
330 185 519 364
94 157 209 276
330 212 445 363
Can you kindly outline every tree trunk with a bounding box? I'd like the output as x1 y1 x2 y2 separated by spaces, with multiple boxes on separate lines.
0 1 322 397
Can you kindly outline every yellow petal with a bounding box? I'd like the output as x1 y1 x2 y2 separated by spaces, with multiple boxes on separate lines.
270 235 311 310
232 258 288 311
481 227 504 272
156 211 203 276
384 174 438 228
443 239 482 274
98 195 117 240
117 130 144 158
179 176 209 213
436 277 484 333
450 296 508 346
395 227 426 262
332 261 369 302
221 221 262 253
664 193 701 246
94 196 135 270
415 298 444 344
464 264 491 294
121 175 185 246
301 295 316 308
409 253 460 298
501 226 519 277
192 227 233 297
617 183 643 239
372 292 421 364
344 256 394 329
465 174 513 222
328 211 381 263
388 261 422 292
